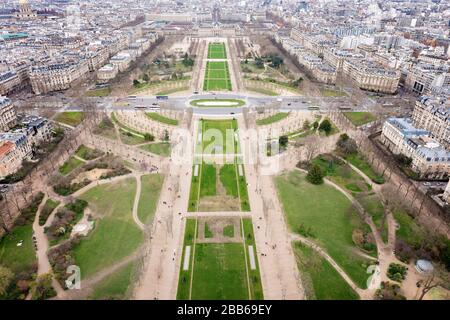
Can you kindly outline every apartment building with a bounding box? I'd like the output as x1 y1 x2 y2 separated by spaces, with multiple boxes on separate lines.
0 141 21 178
342 59 400 93
97 64 118 83
29 62 90 95
0 96 16 132
0 71 21 96
381 117 450 179
412 96 449 150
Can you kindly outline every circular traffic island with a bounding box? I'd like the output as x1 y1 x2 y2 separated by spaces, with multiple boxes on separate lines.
189 99 246 108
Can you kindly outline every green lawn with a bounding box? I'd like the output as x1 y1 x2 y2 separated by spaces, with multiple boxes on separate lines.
275 170 373 289
176 219 261 300
75 145 103 161
59 156 84 175
343 112 376 127
220 164 239 197
177 218 197 299
256 112 289 126
208 43 227 59
145 113 178 126
75 178 143 278
392 209 425 248
293 242 359 300
242 218 263 300
200 164 216 197
137 174 164 225
201 119 237 153
55 112 84 126
0 224 36 273
357 193 388 243
139 143 171 157
119 129 146 145
191 243 248 299
311 154 371 195
89 262 134 299
203 60 232 91
345 153 385 184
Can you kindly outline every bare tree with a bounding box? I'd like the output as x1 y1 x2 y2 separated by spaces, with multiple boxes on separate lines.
418 265 450 300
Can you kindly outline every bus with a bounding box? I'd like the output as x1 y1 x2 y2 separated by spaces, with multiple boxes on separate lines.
156 95 169 100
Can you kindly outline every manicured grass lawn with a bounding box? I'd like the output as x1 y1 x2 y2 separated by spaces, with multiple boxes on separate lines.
242 218 263 300
59 156 84 175
137 174 164 225
188 165 200 212
220 164 238 197
119 129 146 145
204 60 232 91
201 119 237 153
191 243 248 299
75 178 142 278
89 262 134 299
55 112 85 126
75 145 103 161
312 154 371 194
39 198 60 226
275 170 372 288
177 219 261 300
223 225 234 237
0 224 36 273
139 142 171 157
293 242 359 300
256 112 289 126
190 99 245 108
177 218 197 299
200 164 216 197
392 209 425 247
345 153 385 184
208 43 227 59
344 112 376 127
204 79 232 91
145 112 178 126
357 193 388 243
320 88 347 97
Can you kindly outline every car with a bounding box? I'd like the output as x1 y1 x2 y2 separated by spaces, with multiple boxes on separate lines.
287 103 291 106
152 102 158 106
230 112 235 115
193 91 199 94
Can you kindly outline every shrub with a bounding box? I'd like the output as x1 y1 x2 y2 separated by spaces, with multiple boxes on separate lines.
387 263 407 283
30 273 56 300
318 119 332 135
306 164 324 185
336 133 357 155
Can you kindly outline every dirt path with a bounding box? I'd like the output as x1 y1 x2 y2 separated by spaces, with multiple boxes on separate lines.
132 174 145 230
238 116 305 300
30 194 67 299
133 126 192 299
289 233 370 299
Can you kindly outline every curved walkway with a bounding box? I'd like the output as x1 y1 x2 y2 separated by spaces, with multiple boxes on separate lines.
132 174 145 230
289 233 370 299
